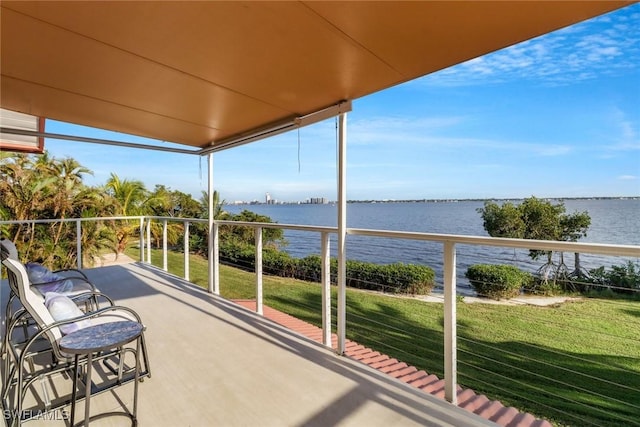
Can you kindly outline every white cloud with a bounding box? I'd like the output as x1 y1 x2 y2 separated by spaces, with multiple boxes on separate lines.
603 108 640 151
345 115 573 158
536 145 572 157
618 175 637 180
417 4 639 87
470 163 504 170
347 115 465 145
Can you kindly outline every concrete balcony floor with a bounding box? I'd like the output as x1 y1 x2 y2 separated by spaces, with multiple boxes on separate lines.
2 262 495 427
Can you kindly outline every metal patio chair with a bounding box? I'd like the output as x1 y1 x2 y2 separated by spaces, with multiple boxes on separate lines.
1 238 99 360
1 254 151 426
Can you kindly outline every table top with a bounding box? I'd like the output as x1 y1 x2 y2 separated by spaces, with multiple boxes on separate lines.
60 320 143 354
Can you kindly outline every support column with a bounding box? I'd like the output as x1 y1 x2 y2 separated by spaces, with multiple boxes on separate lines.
208 153 215 293
337 111 347 355
444 241 458 404
321 232 332 347
213 223 220 294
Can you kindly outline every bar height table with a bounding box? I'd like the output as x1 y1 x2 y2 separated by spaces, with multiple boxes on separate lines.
60 320 143 427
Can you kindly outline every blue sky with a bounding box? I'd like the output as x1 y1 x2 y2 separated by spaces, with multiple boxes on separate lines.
45 4 639 203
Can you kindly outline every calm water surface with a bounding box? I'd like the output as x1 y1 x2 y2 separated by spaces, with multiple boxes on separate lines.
226 199 640 289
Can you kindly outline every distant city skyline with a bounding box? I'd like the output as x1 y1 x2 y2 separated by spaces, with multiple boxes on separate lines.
43 4 639 202
226 195 640 206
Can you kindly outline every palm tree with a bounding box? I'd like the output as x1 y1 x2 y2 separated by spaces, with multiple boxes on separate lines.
46 157 94 261
105 173 149 254
146 185 191 248
0 152 113 269
105 173 148 215
0 154 55 257
199 190 228 220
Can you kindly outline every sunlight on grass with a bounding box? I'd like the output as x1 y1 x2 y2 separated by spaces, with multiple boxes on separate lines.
126 247 640 426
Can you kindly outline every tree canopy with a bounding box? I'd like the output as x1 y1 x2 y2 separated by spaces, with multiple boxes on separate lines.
478 197 591 249
1 152 114 266
478 197 591 261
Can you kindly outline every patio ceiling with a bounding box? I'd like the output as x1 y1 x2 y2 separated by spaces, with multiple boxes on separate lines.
0 1 633 153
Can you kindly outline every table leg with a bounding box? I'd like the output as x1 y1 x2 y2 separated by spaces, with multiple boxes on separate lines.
133 336 141 425
69 354 79 426
84 352 93 426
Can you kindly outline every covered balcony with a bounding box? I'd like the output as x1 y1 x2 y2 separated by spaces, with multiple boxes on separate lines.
1 2 638 426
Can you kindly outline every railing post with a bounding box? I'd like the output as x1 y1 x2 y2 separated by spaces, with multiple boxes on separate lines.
76 219 82 269
207 153 215 294
255 226 263 315
213 222 220 295
162 220 168 271
184 221 190 281
321 232 332 347
146 218 151 264
139 217 144 262
443 241 458 405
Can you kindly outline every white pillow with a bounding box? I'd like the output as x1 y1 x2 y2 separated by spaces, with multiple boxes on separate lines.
44 292 90 334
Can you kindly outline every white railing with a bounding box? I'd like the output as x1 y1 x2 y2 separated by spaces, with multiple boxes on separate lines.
1 216 144 269
2 215 639 412
137 216 208 279
214 220 337 344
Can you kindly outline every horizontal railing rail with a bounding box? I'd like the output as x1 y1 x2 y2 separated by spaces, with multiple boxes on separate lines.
348 227 640 257
215 219 337 234
0 216 147 224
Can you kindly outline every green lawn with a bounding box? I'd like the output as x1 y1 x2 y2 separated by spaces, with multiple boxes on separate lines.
126 247 640 427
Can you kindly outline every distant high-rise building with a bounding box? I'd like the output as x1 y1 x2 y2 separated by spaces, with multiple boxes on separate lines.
265 192 271 204
309 197 328 204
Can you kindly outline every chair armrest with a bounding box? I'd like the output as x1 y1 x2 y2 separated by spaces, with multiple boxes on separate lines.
68 291 116 307
81 305 144 324
31 276 97 290
53 268 90 281
30 277 98 299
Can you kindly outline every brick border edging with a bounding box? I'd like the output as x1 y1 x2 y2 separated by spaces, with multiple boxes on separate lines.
232 300 551 427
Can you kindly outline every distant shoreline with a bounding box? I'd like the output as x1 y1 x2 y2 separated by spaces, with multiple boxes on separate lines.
227 196 640 206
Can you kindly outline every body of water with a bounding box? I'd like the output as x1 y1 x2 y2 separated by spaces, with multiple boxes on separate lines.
225 199 640 289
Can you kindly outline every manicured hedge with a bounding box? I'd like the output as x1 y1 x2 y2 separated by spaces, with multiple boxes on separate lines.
219 244 435 295
465 264 532 300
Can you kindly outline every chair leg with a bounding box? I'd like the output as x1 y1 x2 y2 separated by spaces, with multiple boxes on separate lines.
1 292 17 358
40 375 51 411
139 332 151 379
117 346 125 381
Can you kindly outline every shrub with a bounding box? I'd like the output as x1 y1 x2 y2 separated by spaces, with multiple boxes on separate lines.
393 263 436 295
466 264 531 300
294 255 322 282
345 260 379 290
523 277 563 296
262 250 297 277
219 241 255 271
218 241 435 295
587 261 640 295
346 261 435 295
